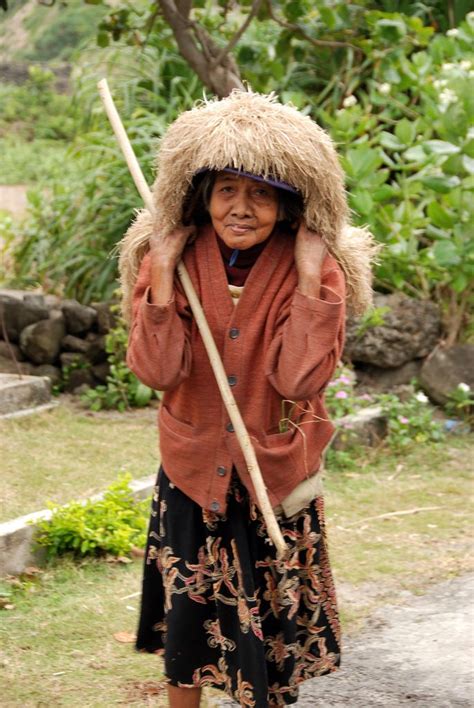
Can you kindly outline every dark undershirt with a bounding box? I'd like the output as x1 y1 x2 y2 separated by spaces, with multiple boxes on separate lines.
216 234 271 286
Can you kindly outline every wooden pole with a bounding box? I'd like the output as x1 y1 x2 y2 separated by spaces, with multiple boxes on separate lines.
97 79 287 559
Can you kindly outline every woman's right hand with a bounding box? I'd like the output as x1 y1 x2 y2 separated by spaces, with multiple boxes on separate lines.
149 224 195 269
148 224 195 306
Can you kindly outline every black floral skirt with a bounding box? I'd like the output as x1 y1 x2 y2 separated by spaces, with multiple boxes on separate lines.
136 467 341 707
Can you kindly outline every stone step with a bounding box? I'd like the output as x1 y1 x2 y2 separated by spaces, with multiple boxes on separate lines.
0 373 53 418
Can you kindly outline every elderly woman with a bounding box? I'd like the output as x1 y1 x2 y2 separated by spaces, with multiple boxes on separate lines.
121 91 375 708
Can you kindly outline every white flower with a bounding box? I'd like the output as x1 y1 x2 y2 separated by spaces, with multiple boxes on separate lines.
446 28 459 37
458 382 471 392
467 127 474 140
439 88 457 111
416 392 429 403
442 62 456 71
378 82 391 96
460 60 472 71
433 79 447 90
468 11 474 20
342 95 357 108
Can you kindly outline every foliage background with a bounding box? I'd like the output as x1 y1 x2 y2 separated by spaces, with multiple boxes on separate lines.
0 0 473 341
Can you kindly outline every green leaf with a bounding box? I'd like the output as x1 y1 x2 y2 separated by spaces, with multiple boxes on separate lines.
420 175 461 193
395 119 416 146
345 148 382 180
451 273 468 293
379 132 404 151
319 7 337 30
134 382 153 407
372 185 395 201
284 0 304 23
462 155 474 175
427 202 456 229
376 18 407 41
423 140 461 156
97 31 109 48
350 190 374 216
432 241 461 266
403 145 427 163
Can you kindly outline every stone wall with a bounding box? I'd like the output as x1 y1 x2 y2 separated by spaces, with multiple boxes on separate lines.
0 291 117 393
1 288 472 401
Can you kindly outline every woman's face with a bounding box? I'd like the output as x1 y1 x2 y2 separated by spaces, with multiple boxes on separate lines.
208 172 279 250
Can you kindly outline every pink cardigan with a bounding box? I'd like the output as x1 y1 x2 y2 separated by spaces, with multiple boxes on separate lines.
126 224 346 514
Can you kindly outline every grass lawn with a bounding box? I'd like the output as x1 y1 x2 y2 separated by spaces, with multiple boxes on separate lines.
0 435 472 706
0 395 160 523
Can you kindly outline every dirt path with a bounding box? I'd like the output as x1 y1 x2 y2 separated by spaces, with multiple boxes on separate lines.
0 185 28 219
216 573 474 707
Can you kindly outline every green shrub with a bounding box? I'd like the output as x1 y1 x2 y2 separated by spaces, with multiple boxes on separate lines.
324 364 445 451
35 474 149 559
81 303 158 411
0 67 77 141
318 13 474 344
2 46 200 303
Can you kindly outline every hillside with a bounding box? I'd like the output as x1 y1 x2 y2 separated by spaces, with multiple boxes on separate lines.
0 0 108 65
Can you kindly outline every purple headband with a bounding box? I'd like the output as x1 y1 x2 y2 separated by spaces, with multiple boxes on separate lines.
195 167 300 195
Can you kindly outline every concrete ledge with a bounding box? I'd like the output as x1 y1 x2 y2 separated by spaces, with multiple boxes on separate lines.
0 406 387 576
0 401 59 420
0 373 52 417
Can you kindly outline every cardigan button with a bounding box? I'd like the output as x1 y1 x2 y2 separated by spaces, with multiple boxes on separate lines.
227 375 237 386
226 422 234 433
229 328 240 339
217 466 227 477
210 500 220 512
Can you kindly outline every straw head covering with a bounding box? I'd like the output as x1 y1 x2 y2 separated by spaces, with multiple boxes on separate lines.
118 89 378 323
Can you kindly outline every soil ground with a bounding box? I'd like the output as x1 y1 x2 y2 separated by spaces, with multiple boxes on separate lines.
215 573 474 707
0 184 28 218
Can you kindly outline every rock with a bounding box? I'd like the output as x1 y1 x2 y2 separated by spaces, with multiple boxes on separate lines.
19 318 66 365
31 364 62 386
61 299 97 336
332 406 388 450
61 334 90 355
22 293 46 308
63 367 95 393
85 332 107 364
0 341 26 362
92 361 110 383
344 293 441 368
0 295 49 343
0 355 33 376
72 383 92 397
355 360 423 392
44 294 62 309
420 344 474 405
59 352 89 369
92 301 118 334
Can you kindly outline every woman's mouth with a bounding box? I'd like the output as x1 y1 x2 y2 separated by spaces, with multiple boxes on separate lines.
228 224 254 235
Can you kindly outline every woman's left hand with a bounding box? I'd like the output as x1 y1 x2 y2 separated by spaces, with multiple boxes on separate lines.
294 222 327 278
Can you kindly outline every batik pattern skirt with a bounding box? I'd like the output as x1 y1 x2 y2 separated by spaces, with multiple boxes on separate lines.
136 467 341 707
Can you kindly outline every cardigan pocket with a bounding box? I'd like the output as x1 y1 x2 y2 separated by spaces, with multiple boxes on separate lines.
263 427 295 448
159 404 196 439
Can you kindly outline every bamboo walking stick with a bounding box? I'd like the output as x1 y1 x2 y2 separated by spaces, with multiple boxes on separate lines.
98 79 288 558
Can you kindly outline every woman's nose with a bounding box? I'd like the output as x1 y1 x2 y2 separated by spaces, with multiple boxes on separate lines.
230 192 252 218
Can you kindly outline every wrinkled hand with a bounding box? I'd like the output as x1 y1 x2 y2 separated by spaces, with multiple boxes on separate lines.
150 223 195 269
294 222 327 277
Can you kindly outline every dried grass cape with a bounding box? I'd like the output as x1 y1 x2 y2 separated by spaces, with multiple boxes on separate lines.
118 90 377 323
